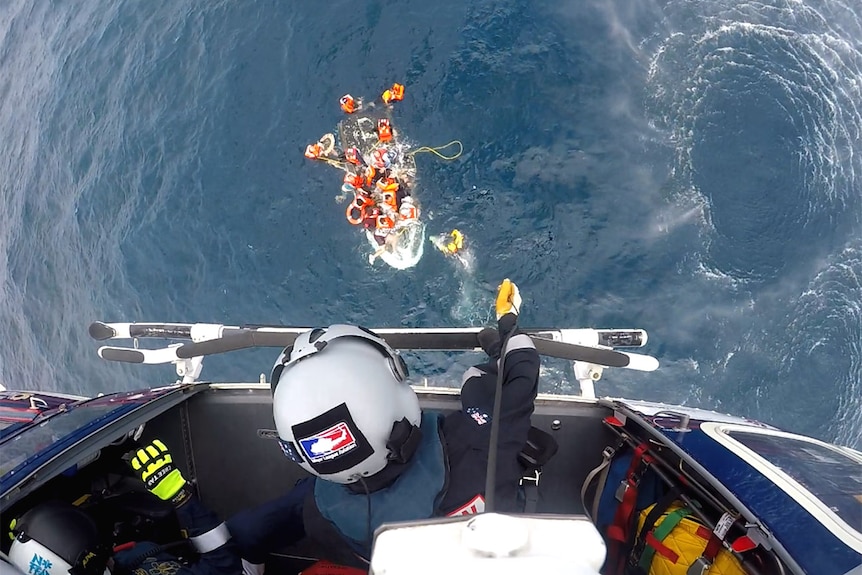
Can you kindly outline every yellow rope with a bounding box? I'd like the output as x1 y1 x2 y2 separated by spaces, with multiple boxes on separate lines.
407 140 463 160
312 139 462 168
317 157 349 169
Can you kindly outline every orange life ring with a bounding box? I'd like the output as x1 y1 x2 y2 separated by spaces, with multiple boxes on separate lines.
346 193 374 225
346 203 365 225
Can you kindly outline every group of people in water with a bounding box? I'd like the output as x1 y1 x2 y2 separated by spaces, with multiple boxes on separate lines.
341 143 419 264
303 83 464 265
304 83 418 263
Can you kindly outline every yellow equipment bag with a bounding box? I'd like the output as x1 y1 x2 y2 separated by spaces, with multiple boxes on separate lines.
634 501 746 575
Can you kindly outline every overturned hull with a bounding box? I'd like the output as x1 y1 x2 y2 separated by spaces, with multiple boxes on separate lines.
366 220 426 270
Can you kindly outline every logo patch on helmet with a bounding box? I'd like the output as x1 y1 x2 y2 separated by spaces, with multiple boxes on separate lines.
299 421 358 463
291 402 374 475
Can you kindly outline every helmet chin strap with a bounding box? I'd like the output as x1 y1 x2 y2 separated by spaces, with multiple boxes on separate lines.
347 418 423 494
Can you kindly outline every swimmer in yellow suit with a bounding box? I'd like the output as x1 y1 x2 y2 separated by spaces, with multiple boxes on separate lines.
432 229 464 255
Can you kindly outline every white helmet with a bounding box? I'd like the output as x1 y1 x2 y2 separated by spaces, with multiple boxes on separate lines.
8 501 109 575
271 325 421 486
1 556 26 575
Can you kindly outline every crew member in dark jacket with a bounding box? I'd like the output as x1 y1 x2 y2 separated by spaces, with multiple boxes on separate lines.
228 278 539 570
7 440 240 575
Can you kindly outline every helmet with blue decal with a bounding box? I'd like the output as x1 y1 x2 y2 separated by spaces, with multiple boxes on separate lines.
8 501 109 575
271 325 421 486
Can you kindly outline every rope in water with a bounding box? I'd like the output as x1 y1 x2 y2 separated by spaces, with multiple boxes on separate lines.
407 140 463 160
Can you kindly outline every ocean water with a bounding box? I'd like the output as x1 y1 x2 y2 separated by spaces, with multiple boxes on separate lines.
1 0 860 448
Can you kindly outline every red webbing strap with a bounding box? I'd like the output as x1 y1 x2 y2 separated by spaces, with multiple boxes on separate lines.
703 530 723 561
605 442 651 575
644 531 679 563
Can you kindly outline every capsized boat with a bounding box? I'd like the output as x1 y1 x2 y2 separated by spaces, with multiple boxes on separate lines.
1 321 860 575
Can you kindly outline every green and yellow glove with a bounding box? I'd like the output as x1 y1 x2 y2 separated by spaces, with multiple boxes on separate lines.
495 278 522 320
128 439 191 506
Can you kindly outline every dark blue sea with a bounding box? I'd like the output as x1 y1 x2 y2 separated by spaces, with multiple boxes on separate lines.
1 0 860 448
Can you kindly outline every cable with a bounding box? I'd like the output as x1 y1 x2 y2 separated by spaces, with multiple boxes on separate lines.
483 314 519 513
356 475 373 558
407 140 463 160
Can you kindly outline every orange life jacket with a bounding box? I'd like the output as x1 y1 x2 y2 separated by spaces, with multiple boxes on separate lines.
339 94 356 114
375 177 399 194
377 118 393 143
383 192 397 210
376 215 395 230
364 166 377 188
345 147 362 166
399 205 418 220
371 148 391 170
382 83 405 104
344 172 365 189
304 143 322 159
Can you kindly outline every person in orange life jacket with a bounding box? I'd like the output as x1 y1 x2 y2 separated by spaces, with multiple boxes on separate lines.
343 171 366 193
371 148 396 172
371 149 401 191
343 147 365 168
369 198 418 263
7 440 240 575
385 175 412 211
377 118 393 143
369 211 397 252
304 142 322 160
368 212 402 264
361 205 382 233
395 196 418 225
226 279 539 570
375 177 400 211
381 83 404 105
339 95 358 114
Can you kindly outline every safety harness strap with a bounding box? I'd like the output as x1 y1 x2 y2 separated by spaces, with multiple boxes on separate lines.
606 442 651 575
190 522 231 553
689 529 726 575
580 445 616 521
521 471 541 513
